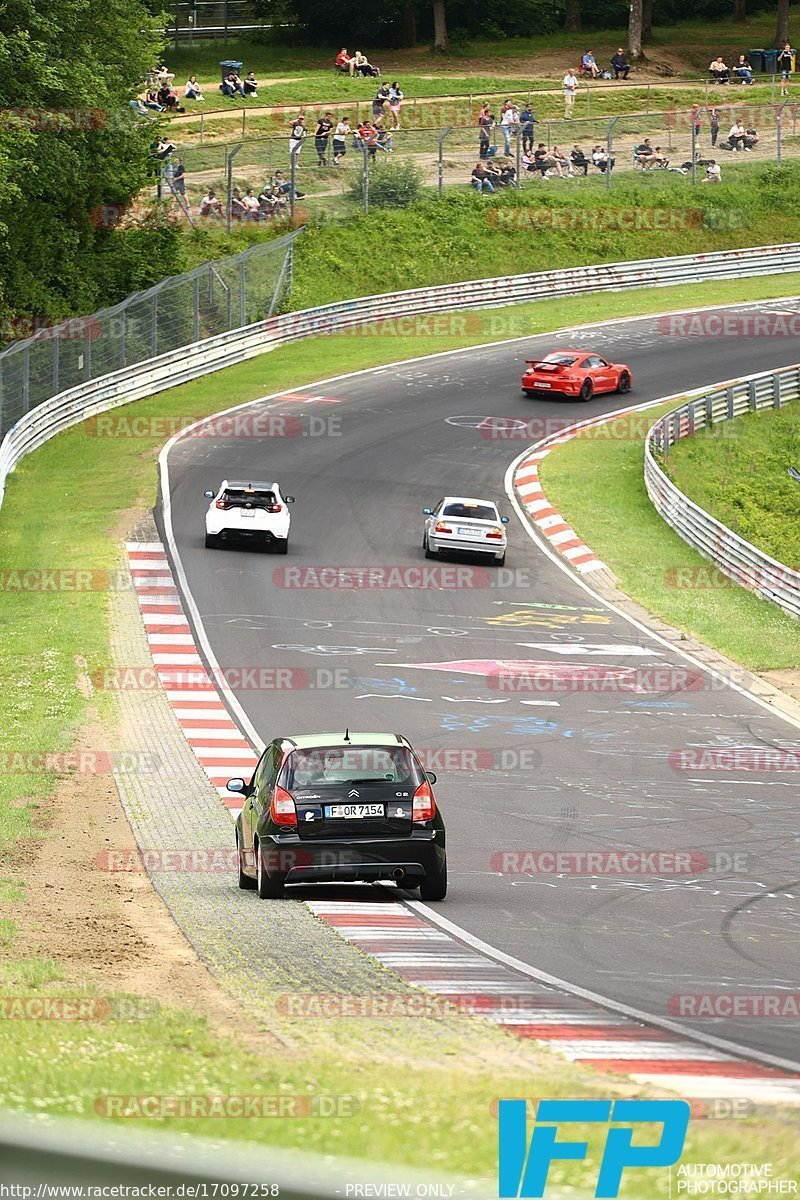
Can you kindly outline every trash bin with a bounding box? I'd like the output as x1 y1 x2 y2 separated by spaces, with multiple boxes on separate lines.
762 49 778 74
748 48 765 72
219 59 243 83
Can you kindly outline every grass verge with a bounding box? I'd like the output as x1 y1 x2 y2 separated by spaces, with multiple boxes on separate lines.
2 273 800 1172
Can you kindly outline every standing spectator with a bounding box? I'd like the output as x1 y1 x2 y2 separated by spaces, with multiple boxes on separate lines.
333 115 350 163
570 144 590 175
563 69 579 118
289 115 307 158
373 82 390 121
185 74 203 100
581 51 600 78
357 119 378 158
388 82 404 128
199 190 223 219
734 55 754 85
314 111 333 165
611 48 630 79
710 107 720 146
778 43 794 95
709 56 730 83
702 160 722 183
519 103 536 153
690 104 702 139
728 119 746 150
171 156 186 195
336 48 352 75
471 162 495 193
243 71 259 96
500 103 520 154
478 103 495 158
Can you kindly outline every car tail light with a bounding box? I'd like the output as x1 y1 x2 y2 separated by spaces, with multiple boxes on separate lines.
486 528 504 539
434 522 452 534
270 785 297 826
412 779 435 822
215 500 228 510
267 504 282 513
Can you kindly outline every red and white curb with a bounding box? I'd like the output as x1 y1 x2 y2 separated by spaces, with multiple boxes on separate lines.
126 541 257 814
512 407 652 576
125 541 800 1104
307 899 800 1104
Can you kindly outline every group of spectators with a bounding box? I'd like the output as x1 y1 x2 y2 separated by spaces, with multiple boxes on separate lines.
709 44 794 90
577 48 631 79
335 48 381 77
199 171 301 222
470 159 518 192
287 112 395 163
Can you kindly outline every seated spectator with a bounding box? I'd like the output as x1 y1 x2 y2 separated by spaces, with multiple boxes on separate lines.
221 72 246 98
144 89 163 111
570 144 590 175
185 75 203 100
486 159 517 188
634 137 655 167
651 145 670 168
157 85 180 111
356 119 378 156
709 56 730 83
611 48 630 79
551 145 574 176
230 187 247 221
531 143 550 175
243 71 259 96
728 120 746 150
129 98 150 117
351 50 379 77
374 119 393 152
471 162 495 193
336 48 352 75
257 185 279 218
272 170 305 199
581 51 600 78
156 65 175 86
521 149 537 172
702 159 722 183
734 55 754 84
743 125 758 149
242 188 260 219
154 135 175 159
199 189 223 219
592 144 614 171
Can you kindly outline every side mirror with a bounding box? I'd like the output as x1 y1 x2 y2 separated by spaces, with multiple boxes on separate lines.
226 777 246 794
204 490 215 499
422 508 433 516
501 516 510 524
284 495 295 504
426 771 438 785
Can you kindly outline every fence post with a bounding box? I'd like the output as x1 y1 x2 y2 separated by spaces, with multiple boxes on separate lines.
225 144 242 233
726 386 735 419
199 112 204 144
776 99 788 164
151 292 158 357
289 148 298 222
22 349 29 416
606 115 617 193
239 254 247 327
242 107 246 136
438 127 452 199
362 145 370 213
691 120 697 186
515 125 522 187
586 85 591 117
748 379 758 410
773 373 782 410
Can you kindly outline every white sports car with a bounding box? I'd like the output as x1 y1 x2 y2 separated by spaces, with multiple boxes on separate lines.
422 496 509 565
204 479 294 552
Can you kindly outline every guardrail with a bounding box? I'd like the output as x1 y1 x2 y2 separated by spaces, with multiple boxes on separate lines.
4 240 800 513
644 364 800 618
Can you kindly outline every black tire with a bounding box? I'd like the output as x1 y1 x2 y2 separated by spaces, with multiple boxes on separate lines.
255 841 286 899
617 371 631 394
419 857 447 901
495 552 506 567
523 389 535 397
205 532 219 548
579 379 593 402
236 829 256 890
424 534 437 560
274 538 289 554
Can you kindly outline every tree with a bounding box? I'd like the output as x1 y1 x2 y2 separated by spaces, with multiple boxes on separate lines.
776 0 790 46
400 1 417 47
433 0 449 51
642 0 652 41
733 0 746 22
628 0 645 62
564 0 581 32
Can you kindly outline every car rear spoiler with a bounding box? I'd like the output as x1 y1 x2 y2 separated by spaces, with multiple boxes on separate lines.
525 359 564 369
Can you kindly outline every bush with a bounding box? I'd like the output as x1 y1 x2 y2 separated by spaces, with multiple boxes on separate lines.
347 158 424 209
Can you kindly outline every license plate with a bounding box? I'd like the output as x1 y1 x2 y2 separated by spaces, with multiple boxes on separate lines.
457 527 476 536
239 510 256 518
325 803 384 819
536 381 551 388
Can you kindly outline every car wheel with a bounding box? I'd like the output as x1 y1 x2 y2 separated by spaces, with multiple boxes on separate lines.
579 380 593 402
523 389 535 397
205 532 219 548
236 829 256 890
274 538 289 554
495 552 506 566
419 856 447 901
424 534 437 560
256 841 286 899
617 371 631 394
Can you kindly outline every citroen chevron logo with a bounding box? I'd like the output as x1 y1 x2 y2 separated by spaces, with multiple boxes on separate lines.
348 789 359 798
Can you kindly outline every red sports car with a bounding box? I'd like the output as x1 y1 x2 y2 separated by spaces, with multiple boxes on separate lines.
521 349 633 400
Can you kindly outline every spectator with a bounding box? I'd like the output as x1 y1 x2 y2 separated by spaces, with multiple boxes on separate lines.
222 72 246 98
230 187 247 221
388 82 404 128
634 137 654 167
357 119 379 158
156 65 175 86
728 119 746 150
563 69 579 118
570 144 590 175
333 115 350 163
243 187 260 219
710 107 720 146
709 56 730 83
257 185 279 219
778 43 794 95
185 75 203 100
486 159 517 188
199 190 223 219
581 51 600 78
702 160 722 183
743 125 758 149
551 145 574 177
373 82 390 120
611 48 630 79
171 156 186 195
243 71 259 96
500 102 520 154
374 119 393 152
734 55 754 85
289 115 307 158
314 111 333 165
592 144 614 172
478 103 496 158
651 145 670 168
144 89 162 111
272 170 305 200
351 50 379 78
154 135 175 160
519 103 536 153
532 142 551 175
336 48 352 75
471 162 495 193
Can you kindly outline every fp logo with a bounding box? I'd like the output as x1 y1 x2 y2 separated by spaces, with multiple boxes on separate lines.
498 1099 689 1198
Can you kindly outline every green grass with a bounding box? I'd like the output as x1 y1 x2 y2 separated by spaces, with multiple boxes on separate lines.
666 403 800 568
539 403 800 672
4 273 800 1166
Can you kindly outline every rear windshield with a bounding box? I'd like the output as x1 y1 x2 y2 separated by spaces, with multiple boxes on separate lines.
222 489 276 507
442 502 497 521
282 746 423 790
542 353 578 365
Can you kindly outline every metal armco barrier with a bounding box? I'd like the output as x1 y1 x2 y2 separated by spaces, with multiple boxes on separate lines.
645 364 800 618
4 241 800 512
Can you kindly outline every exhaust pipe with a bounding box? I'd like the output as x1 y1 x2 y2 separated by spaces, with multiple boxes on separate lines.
391 867 405 883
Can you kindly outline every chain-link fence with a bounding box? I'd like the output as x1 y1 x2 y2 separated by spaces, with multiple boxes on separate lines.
0 235 298 442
